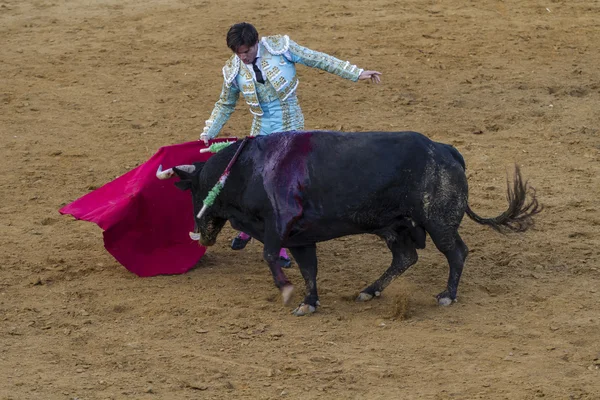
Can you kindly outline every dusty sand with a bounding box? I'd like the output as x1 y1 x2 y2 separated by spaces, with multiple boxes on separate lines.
1 0 599 398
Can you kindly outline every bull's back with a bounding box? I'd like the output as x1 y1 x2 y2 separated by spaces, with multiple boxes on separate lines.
253 131 467 241
305 131 463 204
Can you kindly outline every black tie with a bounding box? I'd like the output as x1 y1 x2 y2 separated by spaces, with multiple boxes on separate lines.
252 59 265 84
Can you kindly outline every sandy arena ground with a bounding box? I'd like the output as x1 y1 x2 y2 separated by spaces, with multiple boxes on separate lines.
1 0 599 398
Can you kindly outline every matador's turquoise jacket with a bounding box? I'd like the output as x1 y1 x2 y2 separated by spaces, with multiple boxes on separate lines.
201 35 364 138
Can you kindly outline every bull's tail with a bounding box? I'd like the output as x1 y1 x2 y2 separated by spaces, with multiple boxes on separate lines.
466 165 542 233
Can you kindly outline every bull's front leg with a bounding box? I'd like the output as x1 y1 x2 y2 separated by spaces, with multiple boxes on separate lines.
262 232 294 305
288 244 319 316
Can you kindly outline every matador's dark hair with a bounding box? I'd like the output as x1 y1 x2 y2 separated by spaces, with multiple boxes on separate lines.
226 22 259 53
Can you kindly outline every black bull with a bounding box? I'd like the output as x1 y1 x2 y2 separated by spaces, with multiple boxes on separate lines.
164 131 540 316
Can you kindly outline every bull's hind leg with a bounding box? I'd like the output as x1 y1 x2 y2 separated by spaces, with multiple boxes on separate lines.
288 244 319 316
429 231 468 306
357 235 418 302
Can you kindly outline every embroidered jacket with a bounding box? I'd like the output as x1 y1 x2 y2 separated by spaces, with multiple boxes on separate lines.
202 35 363 138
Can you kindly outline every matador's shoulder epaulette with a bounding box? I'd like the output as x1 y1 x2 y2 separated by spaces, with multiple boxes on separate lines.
222 54 240 87
261 35 291 55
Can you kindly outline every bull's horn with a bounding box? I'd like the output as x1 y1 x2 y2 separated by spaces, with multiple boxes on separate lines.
156 165 174 180
156 164 196 180
174 165 196 174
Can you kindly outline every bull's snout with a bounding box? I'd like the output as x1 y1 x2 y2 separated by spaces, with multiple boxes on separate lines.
200 238 216 247
189 231 216 247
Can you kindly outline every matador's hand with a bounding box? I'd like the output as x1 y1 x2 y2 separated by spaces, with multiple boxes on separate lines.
200 133 210 146
359 70 382 84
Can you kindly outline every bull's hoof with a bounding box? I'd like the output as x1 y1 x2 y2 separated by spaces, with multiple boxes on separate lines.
436 291 456 306
356 290 381 302
356 292 374 302
292 303 316 316
281 284 294 305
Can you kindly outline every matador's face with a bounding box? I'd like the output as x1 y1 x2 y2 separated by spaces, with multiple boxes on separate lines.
235 42 259 64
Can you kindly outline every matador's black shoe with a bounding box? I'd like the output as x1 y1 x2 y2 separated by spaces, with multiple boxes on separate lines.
279 256 292 269
231 234 251 250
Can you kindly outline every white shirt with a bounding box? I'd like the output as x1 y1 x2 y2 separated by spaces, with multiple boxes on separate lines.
246 44 294 83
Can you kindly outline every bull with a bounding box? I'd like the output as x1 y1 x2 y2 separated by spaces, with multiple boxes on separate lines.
158 131 540 316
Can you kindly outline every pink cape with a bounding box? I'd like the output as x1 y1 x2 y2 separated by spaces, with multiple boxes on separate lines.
59 139 234 277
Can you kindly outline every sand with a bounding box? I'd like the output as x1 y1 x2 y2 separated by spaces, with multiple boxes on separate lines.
1 0 599 398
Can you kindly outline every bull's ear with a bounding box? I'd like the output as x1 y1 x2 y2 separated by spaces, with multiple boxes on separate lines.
173 162 205 191
174 180 192 191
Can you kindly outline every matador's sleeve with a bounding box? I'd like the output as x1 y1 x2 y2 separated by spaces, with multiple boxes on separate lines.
286 39 364 82
201 81 240 140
